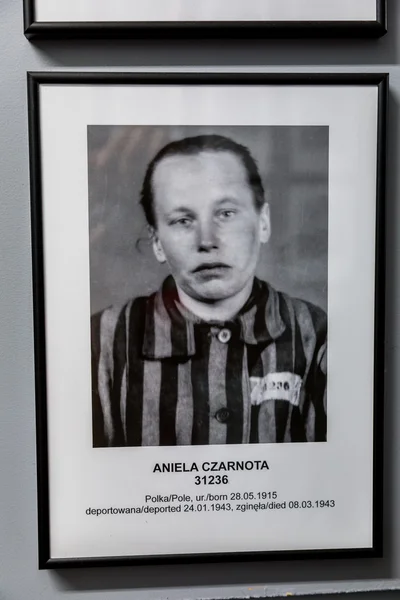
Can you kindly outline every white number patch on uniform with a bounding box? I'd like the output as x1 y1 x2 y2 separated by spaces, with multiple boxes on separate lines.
250 372 302 407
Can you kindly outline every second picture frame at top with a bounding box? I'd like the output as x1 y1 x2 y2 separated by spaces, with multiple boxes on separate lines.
24 0 387 39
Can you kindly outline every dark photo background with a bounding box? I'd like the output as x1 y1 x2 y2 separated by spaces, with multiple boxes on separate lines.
88 125 328 314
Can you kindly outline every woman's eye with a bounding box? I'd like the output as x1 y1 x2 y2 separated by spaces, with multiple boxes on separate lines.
173 217 192 227
218 210 236 220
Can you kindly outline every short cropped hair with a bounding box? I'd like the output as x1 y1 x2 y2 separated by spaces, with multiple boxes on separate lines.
140 134 265 228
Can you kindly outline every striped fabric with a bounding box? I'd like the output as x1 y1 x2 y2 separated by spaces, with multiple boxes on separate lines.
91 276 327 447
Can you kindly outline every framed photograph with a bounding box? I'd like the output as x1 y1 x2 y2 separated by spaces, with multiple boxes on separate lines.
23 1 387 39
28 71 386 568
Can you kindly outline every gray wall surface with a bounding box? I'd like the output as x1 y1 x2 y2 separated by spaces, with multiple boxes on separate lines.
1 0 400 598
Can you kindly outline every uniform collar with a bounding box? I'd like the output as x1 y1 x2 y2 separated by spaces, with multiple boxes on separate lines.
142 276 286 359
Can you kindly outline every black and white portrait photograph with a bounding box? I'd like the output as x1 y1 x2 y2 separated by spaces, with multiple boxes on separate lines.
89 126 328 447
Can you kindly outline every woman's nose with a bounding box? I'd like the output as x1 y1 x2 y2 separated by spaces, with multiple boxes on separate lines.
197 220 218 252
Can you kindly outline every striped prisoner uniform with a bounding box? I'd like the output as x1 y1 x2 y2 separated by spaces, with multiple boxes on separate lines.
91 276 327 446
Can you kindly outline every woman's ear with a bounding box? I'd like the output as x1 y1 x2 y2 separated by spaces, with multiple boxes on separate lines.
149 227 167 264
259 203 271 244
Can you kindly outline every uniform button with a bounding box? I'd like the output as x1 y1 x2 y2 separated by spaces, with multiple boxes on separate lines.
217 328 231 343
215 408 231 424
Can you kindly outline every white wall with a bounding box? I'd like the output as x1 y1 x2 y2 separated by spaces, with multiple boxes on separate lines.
1 0 400 598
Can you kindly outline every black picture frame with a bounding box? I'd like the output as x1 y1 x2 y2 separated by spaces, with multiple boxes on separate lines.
24 1 387 40
28 71 387 569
